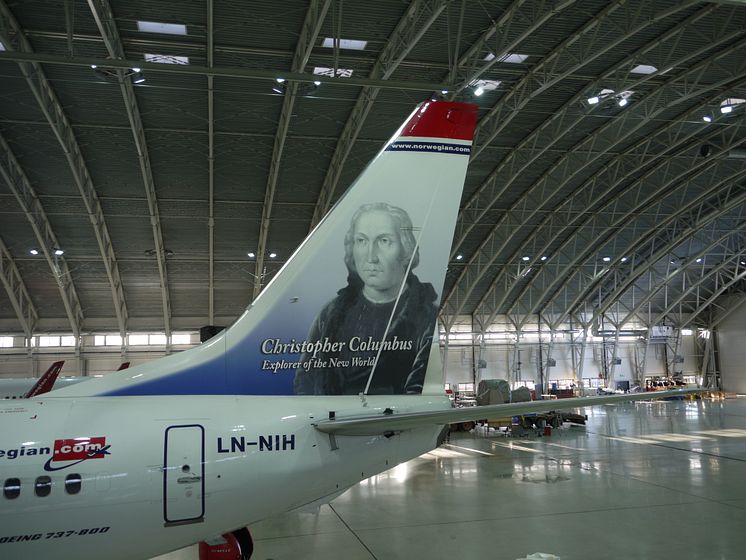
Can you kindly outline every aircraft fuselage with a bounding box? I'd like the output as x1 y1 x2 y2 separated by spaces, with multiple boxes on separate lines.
0 394 448 559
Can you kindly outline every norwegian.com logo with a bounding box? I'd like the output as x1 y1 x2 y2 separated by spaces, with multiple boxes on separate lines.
43 437 111 472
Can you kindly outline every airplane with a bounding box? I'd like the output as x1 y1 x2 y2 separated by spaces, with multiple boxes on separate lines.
0 361 65 400
0 363 129 400
0 100 699 559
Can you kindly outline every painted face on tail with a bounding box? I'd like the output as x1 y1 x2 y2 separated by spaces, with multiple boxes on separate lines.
352 210 407 302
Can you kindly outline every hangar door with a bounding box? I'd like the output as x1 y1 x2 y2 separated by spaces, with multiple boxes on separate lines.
163 424 205 525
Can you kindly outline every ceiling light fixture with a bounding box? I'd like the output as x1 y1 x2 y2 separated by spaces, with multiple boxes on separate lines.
455 254 463 261
247 252 256 258
269 252 277 259
602 256 610 262
474 86 484 97
618 97 628 107
703 115 712 123
29 249 39 255
587 96 600 104
521 256 530 261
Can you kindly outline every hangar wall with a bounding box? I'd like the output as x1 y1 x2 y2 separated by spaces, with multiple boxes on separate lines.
716 299 746 394
441 315 701 391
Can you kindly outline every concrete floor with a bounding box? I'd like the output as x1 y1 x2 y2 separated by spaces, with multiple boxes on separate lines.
157 397 746 560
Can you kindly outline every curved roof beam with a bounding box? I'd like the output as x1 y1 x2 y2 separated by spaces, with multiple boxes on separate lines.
87 0 172 336
473 87 746 330
0 0 129 337
443 0 577 99
470 0 699 160
253 0 331 299
207 0 215 323
450 3 725 255
592 209 746 328
544 141 746 329
588 174 746 325
670 267 746 330
0 235 38 338
444 31 746 325
0 133 83 337
631 227 746 328
309 0 449 229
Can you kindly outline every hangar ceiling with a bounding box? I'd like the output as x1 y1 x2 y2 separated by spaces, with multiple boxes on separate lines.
0 0 745 338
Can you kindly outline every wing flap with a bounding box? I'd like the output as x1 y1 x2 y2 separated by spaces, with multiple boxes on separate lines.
312 388 702 436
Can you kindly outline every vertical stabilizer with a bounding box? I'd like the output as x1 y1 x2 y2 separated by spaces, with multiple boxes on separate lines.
53 101 478 397
25 361 65 398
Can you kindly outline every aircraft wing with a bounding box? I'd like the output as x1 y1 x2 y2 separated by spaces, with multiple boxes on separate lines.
312 388 702 436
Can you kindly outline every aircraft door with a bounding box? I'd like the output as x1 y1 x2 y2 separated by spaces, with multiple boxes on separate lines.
164 424 205 525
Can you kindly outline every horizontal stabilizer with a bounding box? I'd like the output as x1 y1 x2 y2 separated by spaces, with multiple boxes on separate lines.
312 388 703 436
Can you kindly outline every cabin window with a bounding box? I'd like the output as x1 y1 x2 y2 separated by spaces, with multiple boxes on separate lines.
3 478 21 499
35 476 52 497
65 473 82 495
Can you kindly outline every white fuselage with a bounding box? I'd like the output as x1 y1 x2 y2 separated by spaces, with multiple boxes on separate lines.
0 394 449 559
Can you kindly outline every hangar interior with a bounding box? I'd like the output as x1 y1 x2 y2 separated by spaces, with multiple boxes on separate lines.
1 0 745 396
1 1 746 558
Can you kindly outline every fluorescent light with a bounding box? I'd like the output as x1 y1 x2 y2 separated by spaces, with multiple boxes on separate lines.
144 53 189 65
587 96 600 104
137 21 187 35
322 37 367 50
313 67 354 78
276 77 285 83
131 67 141 73
720 97 745 114
501 53 528 64
470 79 501 94
703 115 712 123
630 64 657 74
484 52 528 64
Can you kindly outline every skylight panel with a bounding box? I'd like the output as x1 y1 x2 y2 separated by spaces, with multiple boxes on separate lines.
630 64 657 74
144 53 190 65
137 21 187 35
313 66 354 78
322 37 367 50
484 52 528 64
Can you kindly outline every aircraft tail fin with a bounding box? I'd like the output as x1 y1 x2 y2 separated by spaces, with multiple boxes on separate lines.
25 361 65 398
52 101 478 397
